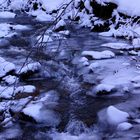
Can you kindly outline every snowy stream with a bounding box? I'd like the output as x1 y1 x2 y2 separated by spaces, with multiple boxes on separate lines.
0 13 140 140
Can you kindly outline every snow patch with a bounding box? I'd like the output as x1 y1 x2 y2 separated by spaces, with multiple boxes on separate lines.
82 50 115 59
107 106 129 125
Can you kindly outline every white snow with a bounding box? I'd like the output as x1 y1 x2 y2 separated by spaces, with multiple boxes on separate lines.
0 57 15 78
30 10 54 22
131 76 140 83
0 11 16 18
82 50 115 59
13 25 30 30
3 75 18 85
79 57 89 66
14 85 36 94
23 102 60 126
0 86 14 99
117 122 133 131
101 42 133 50
94 84 115 94
88 62 100 70
132 38 140 47
0 85 36 99
54 19 66 31
18 62 41 75
106 106 129 125
51 132 99 140
41 0 70 12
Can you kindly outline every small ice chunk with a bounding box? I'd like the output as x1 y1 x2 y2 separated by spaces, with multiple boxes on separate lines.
117 122 132 131
107 106 129 125
82 50 115 59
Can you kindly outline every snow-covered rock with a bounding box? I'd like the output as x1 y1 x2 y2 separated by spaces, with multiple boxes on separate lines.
3 75 18 85
79 57 89 66
82 50 115 59
93 84 116 94
22 103 61 126
15 85 36 94
0 86 14 99
117 122 133 131
106 106 129 125
13 25 30 30
96 0 140 17
0 85 36 99
0 57 15 78
18 62 41 75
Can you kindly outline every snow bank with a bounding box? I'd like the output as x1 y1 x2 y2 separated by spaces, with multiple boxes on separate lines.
106 106 129 125
82 50 115 59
